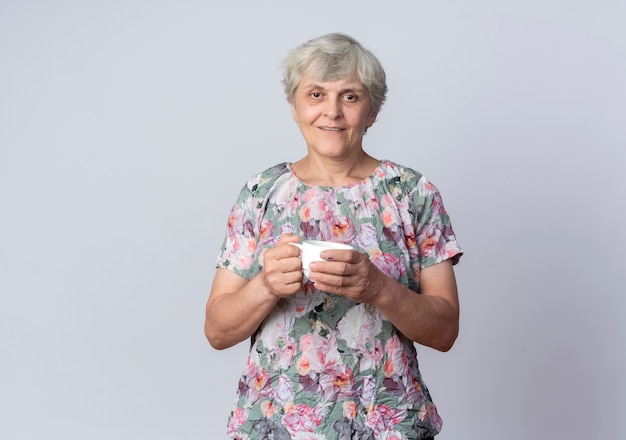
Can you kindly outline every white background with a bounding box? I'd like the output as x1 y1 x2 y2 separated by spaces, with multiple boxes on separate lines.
1 1 625 439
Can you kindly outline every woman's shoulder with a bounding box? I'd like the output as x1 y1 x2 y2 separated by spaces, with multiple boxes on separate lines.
243 162 292 195
378 160 427 188
377 160 447 202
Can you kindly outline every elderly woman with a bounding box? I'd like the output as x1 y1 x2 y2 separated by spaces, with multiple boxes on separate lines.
205 33 462 439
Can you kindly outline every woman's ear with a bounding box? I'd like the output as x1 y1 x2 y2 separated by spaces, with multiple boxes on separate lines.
291 103 298 122
367 112 378 128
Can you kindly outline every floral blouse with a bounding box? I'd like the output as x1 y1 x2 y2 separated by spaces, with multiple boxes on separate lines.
216 160 462 439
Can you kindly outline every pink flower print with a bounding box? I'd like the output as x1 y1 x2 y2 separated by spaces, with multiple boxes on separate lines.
226 204 248 233
380 192 396 209
280 223 298 236
300 188 329 220
370 252 405 280
273 181 301 218
366 405 406 435
383 359 394 377
259 218 274 240
227 407 249 437
299 205 313 223
253 367 270 392
417 402 443 431
282 404 326 436
369 340 384 367
242 356 271 403
228 235 255 270
273 374 295 406
320 334 341 367
332 366 354 399
418 223 440 260
313 361 354 402
342 401 357 419
296 354 313 376
417 178 435 197
316 370 334 401
288 291 324 318
360 375 377 411
297 333 341 380
363 196 380 217
318 220 335 241
292 299 307 317
381 208 395 228
331 215 355 242
266 335 296 370
299 333 315 353
385 335 401 351
333 368 352 389
418 402 441 423
383 335 409 378
261 313 297 369
381 188 409 213
353 223 379 255
404 231 417 253
260 400 276 418
279 338 297 366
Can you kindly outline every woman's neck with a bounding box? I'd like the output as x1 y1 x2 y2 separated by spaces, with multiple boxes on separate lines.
291 151 380 187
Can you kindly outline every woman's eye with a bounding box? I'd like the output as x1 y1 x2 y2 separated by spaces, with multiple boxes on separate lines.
344 94 357 102
310 92 322 99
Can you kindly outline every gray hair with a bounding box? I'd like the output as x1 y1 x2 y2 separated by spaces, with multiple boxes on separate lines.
282 33 388 114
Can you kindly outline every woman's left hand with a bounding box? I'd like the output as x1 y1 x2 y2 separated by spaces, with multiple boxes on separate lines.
307 249 388 304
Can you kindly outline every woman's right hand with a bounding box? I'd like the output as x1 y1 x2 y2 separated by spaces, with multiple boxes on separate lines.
205 234 304 350
260 234 303 298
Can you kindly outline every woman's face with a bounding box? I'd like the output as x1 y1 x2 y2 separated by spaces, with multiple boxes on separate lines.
291 75 377 159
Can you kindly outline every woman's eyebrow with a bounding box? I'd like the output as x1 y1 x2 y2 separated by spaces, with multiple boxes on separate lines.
340 87 365 94
301 82 325 91
302 83 366 94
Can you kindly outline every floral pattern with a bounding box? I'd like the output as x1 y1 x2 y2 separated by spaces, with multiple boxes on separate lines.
216 160 462 439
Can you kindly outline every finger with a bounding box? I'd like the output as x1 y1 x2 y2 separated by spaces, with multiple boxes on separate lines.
312 275 349 298
310 260 351 277
320 249 361 263
265 267 303 289
280 258 303 274
277 234 302 245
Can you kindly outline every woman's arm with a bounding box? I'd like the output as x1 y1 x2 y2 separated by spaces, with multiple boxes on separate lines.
308 254 459 351
204 235 303 350
373 260 459 351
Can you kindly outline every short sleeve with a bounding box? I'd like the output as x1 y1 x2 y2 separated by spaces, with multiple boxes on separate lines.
214 163 291 280
215 183 259 280
412 177 463 269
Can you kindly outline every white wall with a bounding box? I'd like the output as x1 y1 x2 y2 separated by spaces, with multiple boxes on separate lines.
1 1 624 439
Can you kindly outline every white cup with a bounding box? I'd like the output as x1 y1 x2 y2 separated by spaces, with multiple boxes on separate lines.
289 240 354 278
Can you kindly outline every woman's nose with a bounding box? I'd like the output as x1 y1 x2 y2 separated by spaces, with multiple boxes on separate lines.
323 96 342 119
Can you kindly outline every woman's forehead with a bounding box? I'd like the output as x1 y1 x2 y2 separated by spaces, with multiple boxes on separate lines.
298 75 365 91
